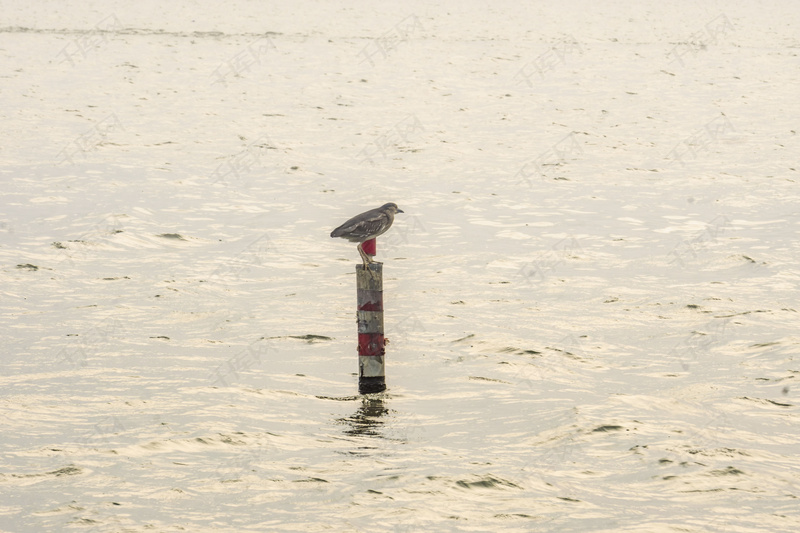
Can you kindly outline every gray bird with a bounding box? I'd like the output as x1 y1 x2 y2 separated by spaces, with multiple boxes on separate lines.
330 203 404 268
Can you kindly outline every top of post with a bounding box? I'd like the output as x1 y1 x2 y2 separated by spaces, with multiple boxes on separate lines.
356 262 383 288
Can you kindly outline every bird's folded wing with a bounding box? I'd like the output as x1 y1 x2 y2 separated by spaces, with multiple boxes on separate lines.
331 212 389 241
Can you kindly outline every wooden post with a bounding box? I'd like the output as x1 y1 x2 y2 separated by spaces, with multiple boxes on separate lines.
356 261 386 394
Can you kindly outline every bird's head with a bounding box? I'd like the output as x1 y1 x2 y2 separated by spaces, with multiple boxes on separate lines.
382 202 404 214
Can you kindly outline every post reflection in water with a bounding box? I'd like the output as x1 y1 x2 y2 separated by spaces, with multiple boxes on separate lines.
339 396 389 438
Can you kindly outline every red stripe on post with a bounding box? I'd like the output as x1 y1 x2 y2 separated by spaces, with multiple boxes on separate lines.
362 238 376 256
358 333 385 356
357 290 383 312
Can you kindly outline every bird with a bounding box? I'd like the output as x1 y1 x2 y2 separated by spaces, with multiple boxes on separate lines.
330 203 404 269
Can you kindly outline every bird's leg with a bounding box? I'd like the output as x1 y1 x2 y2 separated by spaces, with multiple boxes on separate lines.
357 243 374 270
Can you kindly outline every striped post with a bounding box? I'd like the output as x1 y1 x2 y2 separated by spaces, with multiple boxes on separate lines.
361 238 376 257
356 261 386 394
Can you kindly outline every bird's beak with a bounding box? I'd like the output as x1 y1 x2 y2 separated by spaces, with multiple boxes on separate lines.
397 209 404 214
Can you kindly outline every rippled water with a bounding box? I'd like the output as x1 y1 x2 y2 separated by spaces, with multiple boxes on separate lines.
2 1 799 531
